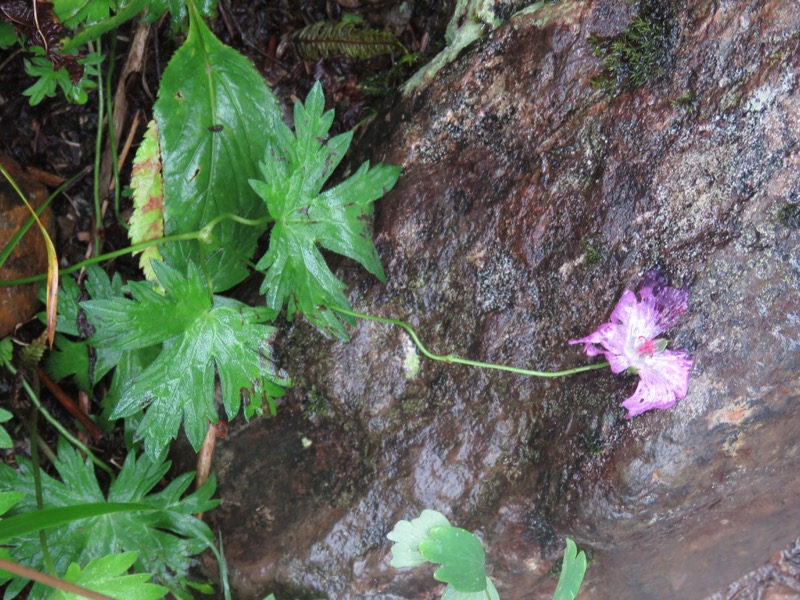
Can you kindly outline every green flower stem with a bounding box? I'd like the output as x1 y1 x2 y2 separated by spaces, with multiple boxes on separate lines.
0 213 273 286
331 306 610 378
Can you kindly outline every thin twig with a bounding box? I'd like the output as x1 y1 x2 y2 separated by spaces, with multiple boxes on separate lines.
36 367 103 441
0 557 113 600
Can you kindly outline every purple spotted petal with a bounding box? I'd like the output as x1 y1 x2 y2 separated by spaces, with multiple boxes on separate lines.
570 277 694 417
622 349 694 418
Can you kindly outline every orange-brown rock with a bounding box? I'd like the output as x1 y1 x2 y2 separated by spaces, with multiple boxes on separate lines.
0 153 54 337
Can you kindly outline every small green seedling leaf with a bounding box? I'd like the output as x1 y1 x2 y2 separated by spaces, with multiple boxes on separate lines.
129 120 165 281
53 552 168 600
0 21 16 49
552 538 587 600
419 527 487 593
23 51 101 106
250 81 401 338
387 509 451 568
441 577 499 600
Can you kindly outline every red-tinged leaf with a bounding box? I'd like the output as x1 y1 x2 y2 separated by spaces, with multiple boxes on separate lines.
129 120 165 281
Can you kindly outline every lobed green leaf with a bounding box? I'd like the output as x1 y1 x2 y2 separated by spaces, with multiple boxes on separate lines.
553 538 587 600
53 552 168 600
387 509 451 568
0 439 217 598
83 261 289 462
419 527 487 593
250 82 401 338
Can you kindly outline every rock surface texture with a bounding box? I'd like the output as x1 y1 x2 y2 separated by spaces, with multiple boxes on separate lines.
210 1 800 598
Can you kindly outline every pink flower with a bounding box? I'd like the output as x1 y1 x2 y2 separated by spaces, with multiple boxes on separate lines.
569 277 694 418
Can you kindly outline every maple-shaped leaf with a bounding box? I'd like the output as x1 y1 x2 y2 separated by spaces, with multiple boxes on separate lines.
249 81 401 339
81 260 290 462
129 119 165 281
387 509 451 568
0 439 217 598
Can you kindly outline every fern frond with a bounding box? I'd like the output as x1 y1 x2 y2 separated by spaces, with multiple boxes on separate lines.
294 20 405 61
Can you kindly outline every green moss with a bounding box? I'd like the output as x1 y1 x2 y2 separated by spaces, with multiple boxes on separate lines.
777 202 800 229
303 385 332 420
588 1 676 93
581 236 607 268
672 89 698 114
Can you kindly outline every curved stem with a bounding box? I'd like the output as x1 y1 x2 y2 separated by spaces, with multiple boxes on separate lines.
0 213 273 286
331 306 609 378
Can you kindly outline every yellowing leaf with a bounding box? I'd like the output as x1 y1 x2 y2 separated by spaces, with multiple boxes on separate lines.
129 119 165 281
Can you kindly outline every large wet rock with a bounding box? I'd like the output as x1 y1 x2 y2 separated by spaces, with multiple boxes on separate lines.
210 1 800 598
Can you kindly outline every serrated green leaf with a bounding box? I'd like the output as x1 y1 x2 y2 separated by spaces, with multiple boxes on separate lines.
387 509 451 568
419 527 487 593
250 82 401 338
46 334 92 392
129 120 165 281
0 439 217 599
553 538 587 600
153 5 279 292
23 52 101 106
44 266 133 392
82 261 289 462
52 552 168 600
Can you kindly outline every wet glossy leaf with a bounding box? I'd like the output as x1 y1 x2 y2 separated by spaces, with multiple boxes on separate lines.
553 538 587 600
82 261 290 462
250 82 401 338
419 527 487 593
441 577 499 600
54 0 117 27
154 7 280 292
388 509 451 568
